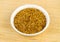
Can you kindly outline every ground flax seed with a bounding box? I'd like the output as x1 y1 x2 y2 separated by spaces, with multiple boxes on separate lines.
14 8 46 34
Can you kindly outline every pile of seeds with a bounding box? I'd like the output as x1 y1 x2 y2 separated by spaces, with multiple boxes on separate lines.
14 8 46 34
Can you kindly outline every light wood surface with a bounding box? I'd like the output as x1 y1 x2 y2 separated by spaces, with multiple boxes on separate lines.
0 0 60 42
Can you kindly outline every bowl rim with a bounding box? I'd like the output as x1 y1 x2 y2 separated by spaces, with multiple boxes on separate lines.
10 4 50 36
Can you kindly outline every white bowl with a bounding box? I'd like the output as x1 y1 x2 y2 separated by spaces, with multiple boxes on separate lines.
10 4 50 36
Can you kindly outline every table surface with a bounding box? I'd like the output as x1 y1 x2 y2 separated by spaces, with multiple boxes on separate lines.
0 0 60 42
